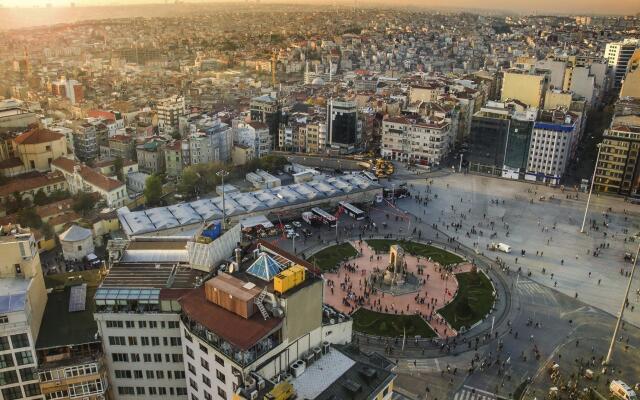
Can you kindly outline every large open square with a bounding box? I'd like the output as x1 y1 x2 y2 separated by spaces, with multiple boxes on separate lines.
397 172 640 328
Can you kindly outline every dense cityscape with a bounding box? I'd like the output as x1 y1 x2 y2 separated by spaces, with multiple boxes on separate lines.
0 3 639 400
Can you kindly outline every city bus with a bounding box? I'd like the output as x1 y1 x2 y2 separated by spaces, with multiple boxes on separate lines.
311 207 337 227
339 201 366 221
361 171 379 182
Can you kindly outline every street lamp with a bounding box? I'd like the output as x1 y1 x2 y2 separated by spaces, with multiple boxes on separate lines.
216 169 229 230
604 240 639 366
459 153 463 173
580 143 602 233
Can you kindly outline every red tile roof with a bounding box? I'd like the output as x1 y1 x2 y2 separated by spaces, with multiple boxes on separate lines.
14 128 64 145
179 286 282 350
0 172 66 197
52 158 124 192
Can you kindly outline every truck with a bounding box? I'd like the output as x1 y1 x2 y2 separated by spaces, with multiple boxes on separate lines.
610 380 638 400
497 243 512 253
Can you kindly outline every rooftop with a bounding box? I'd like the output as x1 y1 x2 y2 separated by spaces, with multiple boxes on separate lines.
52 157 124 193
100 262 203 289
0 172 66 198
0 278 29 314
14 127 64 145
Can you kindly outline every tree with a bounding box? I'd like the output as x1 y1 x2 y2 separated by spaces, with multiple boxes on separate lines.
144 174 163 206
178 168 199 199
72 192 94 215
17 208 42 229
33 189 48 206
41 222 54 240
114 156 124 182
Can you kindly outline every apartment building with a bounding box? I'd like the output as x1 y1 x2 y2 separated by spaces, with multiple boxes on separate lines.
72 124 98 162
0 225 47 400
136 137 166 174
0 172 68 205
35 271 109 400
164 140 188 181
381 115 452 165
327 99 359 152
179 240 352 400
620 49 640 99
51 157 127 208
234 121 271 158
605 39 639 89
500 69 548 108
157 96 186 135
525 108 579 185
594 116 640 197
250 95 280 149
13 128 68 174
94 238 202 400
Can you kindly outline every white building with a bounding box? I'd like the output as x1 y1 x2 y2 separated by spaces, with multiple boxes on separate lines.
59 225 94 262
381 115 452 165
0 226 47 400
525 109 579 185
187 116 233 164
233 121 271 158
605 39 639 89
51 157 127 208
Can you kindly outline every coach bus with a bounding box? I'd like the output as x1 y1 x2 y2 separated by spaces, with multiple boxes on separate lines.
339 201 366 221
311 207 337 227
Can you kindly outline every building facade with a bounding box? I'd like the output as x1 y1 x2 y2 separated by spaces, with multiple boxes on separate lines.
605 39 639 89
381 115 452 165
594 118 640 197
250 95 280 150
327 99 359 151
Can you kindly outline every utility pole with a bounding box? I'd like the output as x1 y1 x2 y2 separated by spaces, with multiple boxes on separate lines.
605 240 639 365
216 169 229 230
581 143 602 233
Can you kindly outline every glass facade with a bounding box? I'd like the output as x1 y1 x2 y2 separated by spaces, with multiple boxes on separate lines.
504 118 534 172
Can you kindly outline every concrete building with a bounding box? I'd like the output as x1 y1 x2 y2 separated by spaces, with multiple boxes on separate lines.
51 157 127 208
12 128 69 174
72 124 98 162
35 270 108 400
620 49 640 99
250 95 280 149
605 39 639 89
108 135 136 161
164 140 187 181
94 238 201 400
59 225 95 262
594 116 640 197
500 69 548 108
50 77 84 105
136 137 166 174
380 115 452 165
327 99 359 152
0 172 68 205
0 225 47 400
231 144 254 167
0 100 38 129
179 240 352 400
468 101 537 179
186 117 233 164
157 96 186 135
234 121 271 158
525 108 579 185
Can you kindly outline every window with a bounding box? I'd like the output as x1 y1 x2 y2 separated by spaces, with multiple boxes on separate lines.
112 353 129 363
202 375 211 387
201 358 209 370
141 337 150 346
215 355 225 366
188 363 196 375
10 333 29 348
117 386 135 395
156 370 164 379
134 370 143 379
138 321 147 328
151 337 160 346
109 336 126 346
0 370 19 385
159 387 167 395
2 386 23 400
172 354 183 363
115 370 132 379
136 387 146 395
15 350 34 365
146 370 154 379
171 337 181 346
175 371 186 379
130 353 140 362
0 316 7 324
45 390 69 399
189 378 198 390
20 367 36 381
216 370 226 383
125 321 135 328
128 337 138 346
205 392 213 400
199 343 208 353
218 387 227 400
186 347 194 359
177 387 188 395
168 321 179 329
149 321 158 328
149 387 158 395
184 331 193 342
0 336 9 351
154 354 162 362
143 353 152 362
106 320 123 328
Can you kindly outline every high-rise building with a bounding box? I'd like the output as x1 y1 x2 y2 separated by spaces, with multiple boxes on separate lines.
250 95 280 150
327 99 359 152
620 49 640 99
468 101 537 178
381 115 452 166
157 96 186 136
525 108 579 185
605 39 639 89
72 123 98 162
179 240 352 400
0 225 47 400
594 115 640 197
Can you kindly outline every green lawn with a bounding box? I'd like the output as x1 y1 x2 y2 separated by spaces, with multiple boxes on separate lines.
366 239 464 266
307 242 358 271
439 271 495 331
352 308 436 338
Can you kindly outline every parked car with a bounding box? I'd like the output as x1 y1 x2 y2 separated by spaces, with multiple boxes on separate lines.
292 221 302 228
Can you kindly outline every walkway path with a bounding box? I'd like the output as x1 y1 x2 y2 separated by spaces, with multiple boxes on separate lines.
322 240 474 338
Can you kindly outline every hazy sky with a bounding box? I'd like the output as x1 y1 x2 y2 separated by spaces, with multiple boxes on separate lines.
0 0 637 15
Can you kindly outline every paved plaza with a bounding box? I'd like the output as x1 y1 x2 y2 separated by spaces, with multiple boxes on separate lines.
322 240 474 338
397 172 640 327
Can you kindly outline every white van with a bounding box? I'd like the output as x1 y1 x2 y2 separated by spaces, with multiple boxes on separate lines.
497 243 512 253
610 380 638 400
